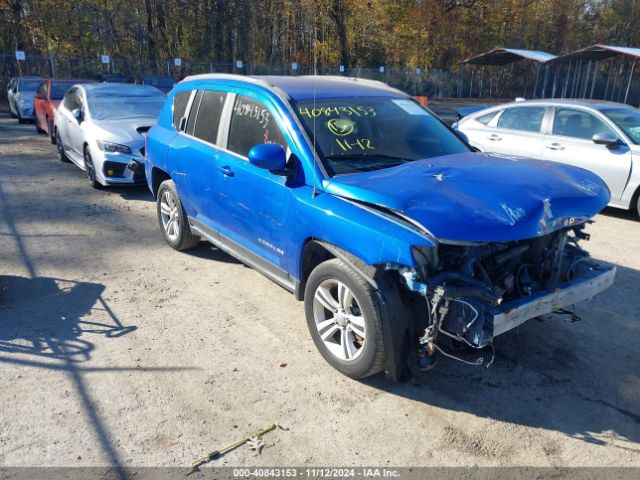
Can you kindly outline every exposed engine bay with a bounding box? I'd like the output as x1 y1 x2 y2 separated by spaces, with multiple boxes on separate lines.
404 222 615 369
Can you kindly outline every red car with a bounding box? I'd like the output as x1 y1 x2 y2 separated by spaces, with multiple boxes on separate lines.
34 79 94 143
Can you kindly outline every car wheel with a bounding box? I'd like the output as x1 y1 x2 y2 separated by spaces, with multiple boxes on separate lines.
47 118 56 144
17 111 27 124
84 147 101 189
304 258 385 379
157 180 200 251
35 118 46 134
56 129 70 163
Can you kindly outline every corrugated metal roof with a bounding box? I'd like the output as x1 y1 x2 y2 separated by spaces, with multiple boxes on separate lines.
550 44 640 63
462 48 557 66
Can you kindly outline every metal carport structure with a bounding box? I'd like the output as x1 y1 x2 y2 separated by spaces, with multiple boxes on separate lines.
460 48 557 99
545 44 640 104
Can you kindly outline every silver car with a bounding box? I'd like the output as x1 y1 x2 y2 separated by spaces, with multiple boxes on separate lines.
454 99 640 216
54 83 165 188
7 76 43 123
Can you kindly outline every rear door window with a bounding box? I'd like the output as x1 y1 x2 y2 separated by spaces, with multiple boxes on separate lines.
172 90 191 130
192 90 227 144
497 107 546 133
552 108 615 140
227 94 287 157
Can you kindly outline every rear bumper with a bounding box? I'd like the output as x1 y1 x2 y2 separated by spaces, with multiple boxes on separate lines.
493 264 616 336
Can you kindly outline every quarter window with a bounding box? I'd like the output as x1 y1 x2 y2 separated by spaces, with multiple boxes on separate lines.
497 107 546 133
185 91 203 135
193 90 227 144
227 95 287 157
552 108 615 140
476 111 498 125
172 90 191 130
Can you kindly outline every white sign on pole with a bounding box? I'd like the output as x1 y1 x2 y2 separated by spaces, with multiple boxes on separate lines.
174 58 182 67
416 67 421 74
101 55 110 64
379 66 385 73
291 62 298 71
339 65 345 73
15 51 25 61
236 60 243 69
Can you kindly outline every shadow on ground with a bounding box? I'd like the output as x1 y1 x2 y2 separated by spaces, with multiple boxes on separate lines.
365 260 640 451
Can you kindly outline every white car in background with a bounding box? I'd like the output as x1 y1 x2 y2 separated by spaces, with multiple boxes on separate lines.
454 99 640 216
7 76 43 123
54 83 165 188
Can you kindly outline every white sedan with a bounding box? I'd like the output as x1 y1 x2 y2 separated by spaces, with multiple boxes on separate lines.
54 83 165 188
454 99 640 216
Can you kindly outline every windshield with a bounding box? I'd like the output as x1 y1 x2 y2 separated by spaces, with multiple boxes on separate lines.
293 97 469 176
89 93 165 120
19 79 42 91
50 82 73 100
600 107 640 144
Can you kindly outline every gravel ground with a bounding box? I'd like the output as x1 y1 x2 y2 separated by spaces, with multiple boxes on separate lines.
0 108 639 469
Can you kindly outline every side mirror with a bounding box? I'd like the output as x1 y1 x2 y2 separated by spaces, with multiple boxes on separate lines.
592 132 619 149
248 144 288 172
72 108 83 123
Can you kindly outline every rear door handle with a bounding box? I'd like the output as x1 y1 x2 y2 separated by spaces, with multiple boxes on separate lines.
486 134 501 141
546 143 565 151
219 165 234 177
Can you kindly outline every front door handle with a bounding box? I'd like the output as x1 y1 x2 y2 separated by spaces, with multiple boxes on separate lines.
486 134 502 141
546 143 565 151
219 165 234 177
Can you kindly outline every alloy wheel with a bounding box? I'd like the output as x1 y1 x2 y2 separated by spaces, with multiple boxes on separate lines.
312 279 366 361
160 190 180 242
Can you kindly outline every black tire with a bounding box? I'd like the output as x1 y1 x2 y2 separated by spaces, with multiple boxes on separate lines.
35 118 46 134
84 146 101 189
56 129 70 162
47 118 56 144
156 180 200 251
304 258 385 379
17 111 27 124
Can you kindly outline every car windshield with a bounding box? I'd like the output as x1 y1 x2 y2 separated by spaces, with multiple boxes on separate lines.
50 82 73 100
20 79 42 91
293 97 469 176
600 107 640 144
89 92 165 120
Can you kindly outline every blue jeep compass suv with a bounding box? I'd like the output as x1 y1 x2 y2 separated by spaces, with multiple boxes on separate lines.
145 74 614 381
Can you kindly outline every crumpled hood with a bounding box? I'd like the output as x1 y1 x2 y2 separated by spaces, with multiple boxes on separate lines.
90 117 156 147
324 152 610 242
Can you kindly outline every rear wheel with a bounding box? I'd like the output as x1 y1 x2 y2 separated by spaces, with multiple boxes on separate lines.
157 180 200 251
35 117 46 134
47 118 56 144
84 146 101 189
56 129 70 162
304 258 385 379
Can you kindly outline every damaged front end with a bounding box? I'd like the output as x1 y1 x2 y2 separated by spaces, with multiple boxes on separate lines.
400 222 615 369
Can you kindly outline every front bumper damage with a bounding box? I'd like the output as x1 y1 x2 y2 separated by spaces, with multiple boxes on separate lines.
395 223 616 371
493 264 615 336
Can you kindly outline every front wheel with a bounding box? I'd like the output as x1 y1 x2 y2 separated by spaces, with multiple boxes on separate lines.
56 129 70 162
84 147 101 189
156 180 200 251
304 258 385 379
